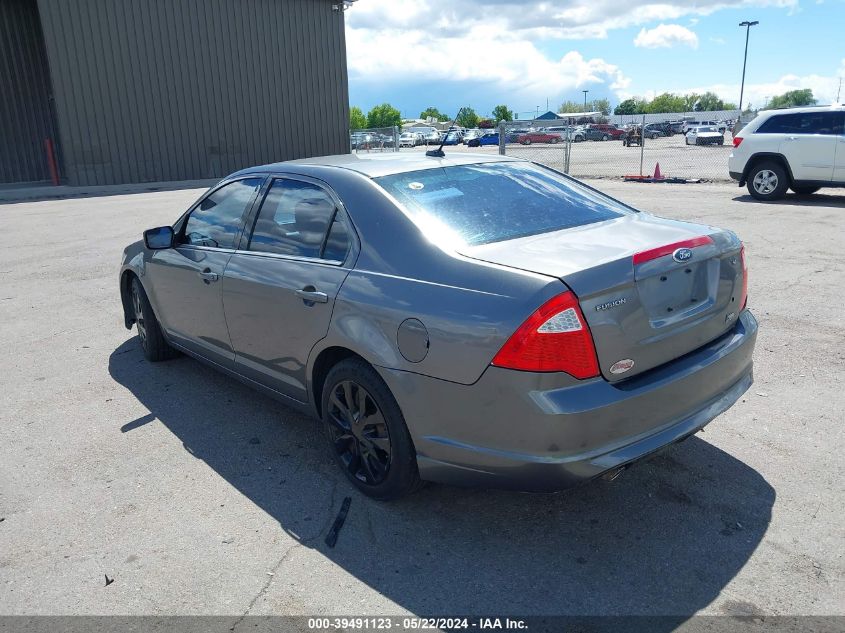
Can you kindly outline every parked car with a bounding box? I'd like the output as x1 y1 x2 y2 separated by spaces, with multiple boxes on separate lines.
683 119 724 134
466 131 502 147
583 127 614 141
545 125 586 142
585 124 625 140
686 126 724 146
462 129 483 144
399 132 424 148
424 130 442 145
350 133 375 150
121 152 756 500
729 105 845 200
441 131 463 145
643 123 668 139
516 131 563 145
667 121 685 135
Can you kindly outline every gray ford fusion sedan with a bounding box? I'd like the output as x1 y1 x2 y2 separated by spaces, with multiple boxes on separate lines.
120 153 757 500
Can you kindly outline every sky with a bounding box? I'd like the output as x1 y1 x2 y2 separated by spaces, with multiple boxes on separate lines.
344 0 845 119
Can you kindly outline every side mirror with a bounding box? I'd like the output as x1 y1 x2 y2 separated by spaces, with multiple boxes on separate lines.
143 226 174 250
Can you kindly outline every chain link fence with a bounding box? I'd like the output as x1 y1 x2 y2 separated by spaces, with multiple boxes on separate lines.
498 113 740 181
349 126 400 153
351 114 741 181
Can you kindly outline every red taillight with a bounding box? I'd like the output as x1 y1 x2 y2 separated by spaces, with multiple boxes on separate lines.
491 291 600 379
733 136 744 148
739 244 748 310
632 235 714 265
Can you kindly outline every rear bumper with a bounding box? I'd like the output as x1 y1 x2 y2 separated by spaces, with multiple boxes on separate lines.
729 170 743 183
380 310 757 492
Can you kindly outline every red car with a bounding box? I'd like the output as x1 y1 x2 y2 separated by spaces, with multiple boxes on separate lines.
585 124 625 140
516 132 563 145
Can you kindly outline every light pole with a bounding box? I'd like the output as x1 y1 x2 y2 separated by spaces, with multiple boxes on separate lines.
738 20 758 113
582 90 589 110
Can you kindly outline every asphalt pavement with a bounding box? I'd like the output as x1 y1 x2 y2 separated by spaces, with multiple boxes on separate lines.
1 180 842 619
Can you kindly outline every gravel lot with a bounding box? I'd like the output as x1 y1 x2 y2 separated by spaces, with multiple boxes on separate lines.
384 133 736 181
1 180 842 619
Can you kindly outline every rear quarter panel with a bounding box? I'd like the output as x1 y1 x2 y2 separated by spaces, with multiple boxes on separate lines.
298 167 561 386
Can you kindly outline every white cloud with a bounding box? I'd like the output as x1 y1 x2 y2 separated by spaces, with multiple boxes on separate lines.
346 25 630 104
668 59 845 107
634 24 699 49
346 0 798 41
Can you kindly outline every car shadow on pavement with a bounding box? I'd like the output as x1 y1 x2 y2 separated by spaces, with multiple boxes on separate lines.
109 339 774 621
732 191 844 206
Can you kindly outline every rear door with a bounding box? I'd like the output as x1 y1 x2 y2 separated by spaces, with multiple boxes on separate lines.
223 175 356 402
756 111 840 181
146 177 264 367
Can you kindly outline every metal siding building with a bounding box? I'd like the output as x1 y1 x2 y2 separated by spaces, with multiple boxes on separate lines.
0 0 350 186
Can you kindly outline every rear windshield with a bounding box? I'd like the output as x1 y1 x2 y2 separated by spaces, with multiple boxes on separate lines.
374 162 630 246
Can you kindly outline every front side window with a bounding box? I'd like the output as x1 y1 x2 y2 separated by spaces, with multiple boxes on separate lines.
375 162 629 247
182 178 263 248
756 112 844 135
248 179 348 260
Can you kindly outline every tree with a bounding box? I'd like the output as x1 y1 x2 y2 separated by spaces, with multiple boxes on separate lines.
614 98 647 115
420 106 450 122
646 93 687 114
366 103 402 129
695 91 732 111
491 104 513 123
592 98 611 116
349 106 367 130
455 107 480 129
768 89 817 109
558 100 583 114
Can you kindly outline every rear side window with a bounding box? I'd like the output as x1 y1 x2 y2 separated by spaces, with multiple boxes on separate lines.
756 112 844 135
247 179 348 260
182 177 263 249
374 162 629 247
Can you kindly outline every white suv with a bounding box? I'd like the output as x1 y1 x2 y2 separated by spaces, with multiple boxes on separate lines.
728 105 845 200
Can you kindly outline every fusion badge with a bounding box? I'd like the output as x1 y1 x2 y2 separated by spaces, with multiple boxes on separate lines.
610 359 635 375
595 298 627 312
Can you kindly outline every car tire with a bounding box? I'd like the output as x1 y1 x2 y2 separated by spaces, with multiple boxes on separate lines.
747 161 789 201
321 358 423 501
550 137 559 144
130 276 178 362
521 139 531 145
602 134 609 141
791 186 820 195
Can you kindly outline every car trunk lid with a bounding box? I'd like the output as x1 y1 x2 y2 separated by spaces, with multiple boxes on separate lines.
460 215 745 381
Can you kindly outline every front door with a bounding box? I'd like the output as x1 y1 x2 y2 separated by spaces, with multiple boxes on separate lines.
146 177 264 367
223 176 355 402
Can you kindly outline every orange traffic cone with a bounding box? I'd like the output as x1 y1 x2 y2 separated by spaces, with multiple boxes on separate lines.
654 162 663 179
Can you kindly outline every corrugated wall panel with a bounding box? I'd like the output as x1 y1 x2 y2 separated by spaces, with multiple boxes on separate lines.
0 0 57 184
36 0 349 186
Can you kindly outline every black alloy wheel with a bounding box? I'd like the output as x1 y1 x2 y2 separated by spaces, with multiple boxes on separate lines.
326 380 392 485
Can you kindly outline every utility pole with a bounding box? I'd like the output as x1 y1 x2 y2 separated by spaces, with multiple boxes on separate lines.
582 90 589 111
837 77 842 103
738 20 759 113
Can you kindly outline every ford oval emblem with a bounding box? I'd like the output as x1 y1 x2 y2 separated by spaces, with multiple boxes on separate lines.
673 248 693 263
610 359 635 374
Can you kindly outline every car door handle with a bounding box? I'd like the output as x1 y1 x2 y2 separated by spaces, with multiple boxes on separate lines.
785 136 799 141
198 270 219 282
295 287 328 304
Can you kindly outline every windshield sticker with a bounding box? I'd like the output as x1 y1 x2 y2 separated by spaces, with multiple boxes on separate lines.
408 182 424 190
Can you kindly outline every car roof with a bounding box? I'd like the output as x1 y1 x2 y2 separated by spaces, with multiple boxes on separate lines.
757 104 844 118
232 152 522 179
